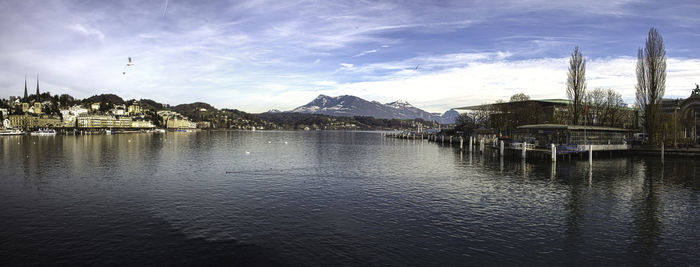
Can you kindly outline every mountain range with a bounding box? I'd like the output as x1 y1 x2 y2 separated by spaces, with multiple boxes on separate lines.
288 94 459 124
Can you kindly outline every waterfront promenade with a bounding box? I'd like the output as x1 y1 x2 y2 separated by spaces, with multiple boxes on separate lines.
385 132 699 160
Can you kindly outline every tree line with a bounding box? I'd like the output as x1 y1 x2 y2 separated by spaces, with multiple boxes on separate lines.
568 27 667 144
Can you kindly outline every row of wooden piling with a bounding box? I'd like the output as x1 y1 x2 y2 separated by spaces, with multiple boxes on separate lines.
383 132 599 165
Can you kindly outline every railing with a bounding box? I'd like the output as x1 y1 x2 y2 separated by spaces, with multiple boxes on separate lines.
510 142 535 150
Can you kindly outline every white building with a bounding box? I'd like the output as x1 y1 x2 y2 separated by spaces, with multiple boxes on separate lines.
60 105 90 127
131 120 155 128
128 105 142 114
90 102 101 111
112 105 126 116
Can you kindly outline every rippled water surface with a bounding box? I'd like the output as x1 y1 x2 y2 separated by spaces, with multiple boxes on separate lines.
1 131 699 266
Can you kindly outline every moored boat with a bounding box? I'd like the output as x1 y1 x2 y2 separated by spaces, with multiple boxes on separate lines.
0 129 25 136
30 128 57 136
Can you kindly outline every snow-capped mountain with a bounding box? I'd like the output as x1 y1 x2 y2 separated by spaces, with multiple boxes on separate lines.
289 94 459 123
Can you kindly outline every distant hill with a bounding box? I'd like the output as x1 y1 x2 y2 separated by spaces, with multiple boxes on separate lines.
172 102 217 119
137 99 167 110
258 112 438 130
84 94 125 105
289 94 459 124
438 109 460 124
172 102 216 113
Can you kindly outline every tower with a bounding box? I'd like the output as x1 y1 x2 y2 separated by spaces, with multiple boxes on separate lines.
23 76 28 101
35 75 40 102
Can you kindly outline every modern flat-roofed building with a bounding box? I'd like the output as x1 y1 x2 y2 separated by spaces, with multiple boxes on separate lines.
456 99 638 136
514 124 630 147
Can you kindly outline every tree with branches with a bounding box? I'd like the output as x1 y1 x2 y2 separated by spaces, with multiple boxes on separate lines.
585 88 625 127
566 46 586 125
509 93 530 102
604 89 625 127
635 27 666 144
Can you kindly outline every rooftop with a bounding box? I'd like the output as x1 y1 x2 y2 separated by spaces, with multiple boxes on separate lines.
455 98 636 111
518 124 630 132
455 99 571 110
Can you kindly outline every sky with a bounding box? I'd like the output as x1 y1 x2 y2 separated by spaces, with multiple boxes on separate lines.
1 0 700 113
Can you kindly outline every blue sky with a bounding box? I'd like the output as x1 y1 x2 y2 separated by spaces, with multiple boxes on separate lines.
1 0 699 113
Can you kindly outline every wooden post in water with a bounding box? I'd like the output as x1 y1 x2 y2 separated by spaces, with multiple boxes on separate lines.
479 139 484 154
588 144 593 165
459 136 464 150
449 136 452 145
500 140 504 156
551 143 557 162
522 142 527 159
469 137 473 152
661 142 664 162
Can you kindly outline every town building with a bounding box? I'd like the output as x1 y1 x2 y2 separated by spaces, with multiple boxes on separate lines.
9 114 62 129
131 120 156 128
128 104 142 115
77 115 132 128
91 102 101 111
513 124 630 147
456 98 638 135
660 84 700 144
165 117 196 129
112 104 127 116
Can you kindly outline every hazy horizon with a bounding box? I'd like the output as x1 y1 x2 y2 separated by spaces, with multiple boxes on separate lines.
1 0 700 113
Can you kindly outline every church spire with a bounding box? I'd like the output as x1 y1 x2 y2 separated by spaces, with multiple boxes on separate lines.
35 74 40 102
23 75 28 101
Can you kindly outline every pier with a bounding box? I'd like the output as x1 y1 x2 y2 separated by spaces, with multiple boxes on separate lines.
383 131 632 163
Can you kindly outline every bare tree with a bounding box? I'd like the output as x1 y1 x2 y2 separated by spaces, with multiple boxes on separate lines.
456 105 491 133
635 27 666 144
566 46 586 125
604 89 625 127
509 93 530 102
585 88 606 125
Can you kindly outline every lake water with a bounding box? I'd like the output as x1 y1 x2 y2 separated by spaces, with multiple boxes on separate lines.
1 131 698 266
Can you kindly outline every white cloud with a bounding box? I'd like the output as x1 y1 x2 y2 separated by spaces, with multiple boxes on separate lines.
353 49 377 57
266 55 699 113
69 23 105 41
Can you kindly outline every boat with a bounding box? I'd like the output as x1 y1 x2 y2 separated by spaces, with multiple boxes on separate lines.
0 129 25 136
30 128 57 136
